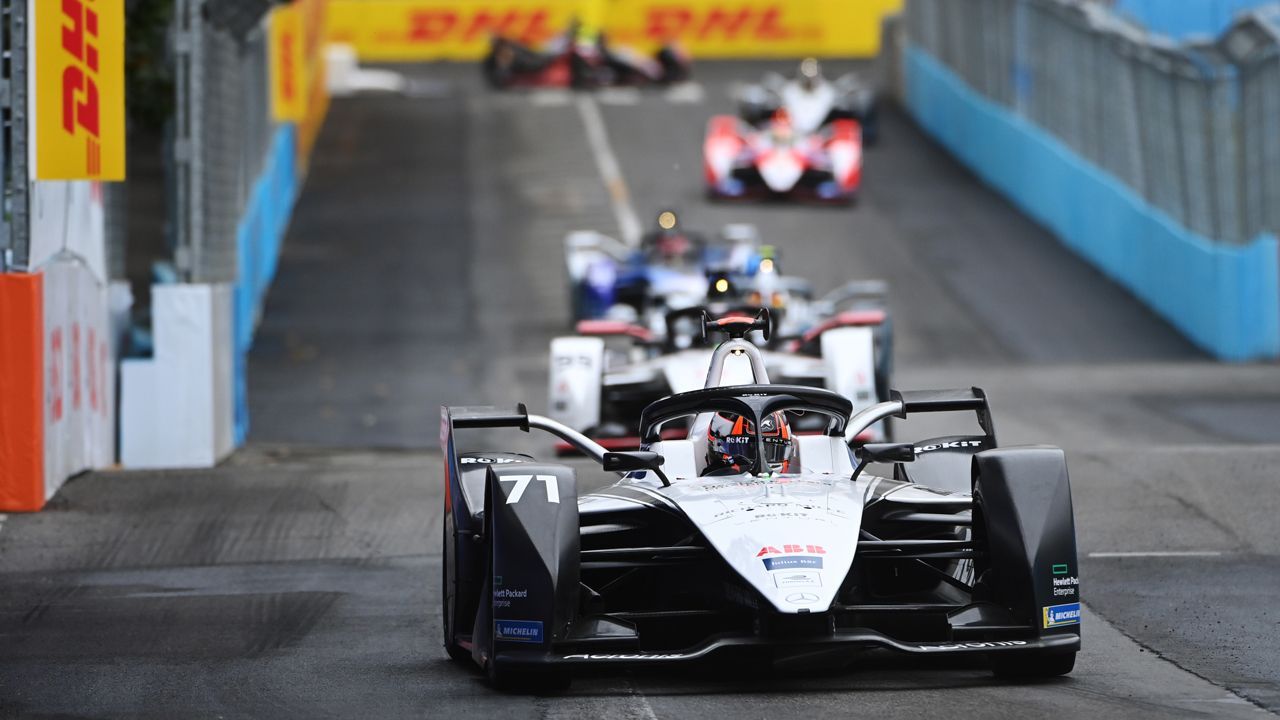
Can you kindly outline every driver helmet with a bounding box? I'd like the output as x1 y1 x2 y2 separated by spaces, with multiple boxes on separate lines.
704 411 799 475
799 57 823 91
770 109 794 144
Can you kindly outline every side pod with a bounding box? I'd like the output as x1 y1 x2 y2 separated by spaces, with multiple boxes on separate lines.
972 447 1080 638
473 463 581 674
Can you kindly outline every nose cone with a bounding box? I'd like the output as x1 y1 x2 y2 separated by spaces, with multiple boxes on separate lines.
663 474 865 613
759 151 805 193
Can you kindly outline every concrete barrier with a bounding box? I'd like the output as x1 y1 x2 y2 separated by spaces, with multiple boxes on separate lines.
905 46 1279 361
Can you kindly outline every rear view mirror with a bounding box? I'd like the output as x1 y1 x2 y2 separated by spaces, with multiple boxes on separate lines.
852 443 915 482
858 443 916 464
603 451 670 487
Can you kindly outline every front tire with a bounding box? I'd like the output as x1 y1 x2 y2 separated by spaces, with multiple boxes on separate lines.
487 659 572 693
441 519 470 663
990 650 1076 678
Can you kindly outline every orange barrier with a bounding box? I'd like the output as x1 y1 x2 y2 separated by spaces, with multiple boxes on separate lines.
326 0 903 61
0 274 45 512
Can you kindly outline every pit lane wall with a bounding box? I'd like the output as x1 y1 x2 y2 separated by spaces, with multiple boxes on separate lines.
898 16 1280 361
325 0 903 61
0 186 121 511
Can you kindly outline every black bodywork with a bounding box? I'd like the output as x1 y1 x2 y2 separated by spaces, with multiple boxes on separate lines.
483 34 689 89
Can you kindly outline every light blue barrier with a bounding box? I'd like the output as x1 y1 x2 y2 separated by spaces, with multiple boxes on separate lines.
1113 0 1275 39
905 46 1280 361
233 124 299 444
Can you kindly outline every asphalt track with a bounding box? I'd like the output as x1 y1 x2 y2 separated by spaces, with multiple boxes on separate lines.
0 61 1277 718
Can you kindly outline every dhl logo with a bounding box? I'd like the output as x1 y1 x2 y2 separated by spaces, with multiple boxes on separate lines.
278 24 297 103
403 9 555 44
59 0 104 176
644 6 797 42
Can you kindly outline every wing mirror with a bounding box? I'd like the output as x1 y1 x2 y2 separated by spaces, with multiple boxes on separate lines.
851 442 914 482
603 451 671 487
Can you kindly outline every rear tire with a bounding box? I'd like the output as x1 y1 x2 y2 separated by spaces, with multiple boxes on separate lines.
990 650 1076 678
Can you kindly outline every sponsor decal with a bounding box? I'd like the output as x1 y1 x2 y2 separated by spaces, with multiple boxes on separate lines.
460 456 523 464
774 572 821 588
786 592 819 605
762 556 823 571
757 544 825 557
493 587 529 608
563 653 683 661
1052 575 1080 598
1042 602 1081 629
919 640 1028 652
1052 564 1070 575
914 440 983 454
35 0 125 179
495 619 544 643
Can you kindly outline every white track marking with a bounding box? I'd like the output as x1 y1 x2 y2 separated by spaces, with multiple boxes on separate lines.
576 95 642 245
1088 551 1224 558
664 81 705 104
595 87 641 106
0 514 6 535
530 89 573 107
627 679 660 720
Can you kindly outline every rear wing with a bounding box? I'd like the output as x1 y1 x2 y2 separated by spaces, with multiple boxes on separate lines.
846 387 996 444
891 388 995 440
440 404 608 463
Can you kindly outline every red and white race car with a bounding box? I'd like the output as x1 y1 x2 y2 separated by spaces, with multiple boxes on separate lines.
703 110 862 203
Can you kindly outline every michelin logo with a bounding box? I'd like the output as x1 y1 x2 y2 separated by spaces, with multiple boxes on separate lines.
1042 602 1081 629
495 619 544 643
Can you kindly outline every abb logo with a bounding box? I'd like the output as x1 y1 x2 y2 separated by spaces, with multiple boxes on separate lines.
757 544 825 557
406 10 553 43
48 323 109 424
60 0 104 175
646 6 791 41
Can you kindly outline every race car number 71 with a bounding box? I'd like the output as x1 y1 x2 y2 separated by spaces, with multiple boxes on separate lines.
500 475 560 504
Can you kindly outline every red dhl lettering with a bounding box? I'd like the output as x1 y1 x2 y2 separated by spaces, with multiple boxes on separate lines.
646 6 790 42
757 544 826 557
406 9 553 44
279 28 296 102
59 0 103 174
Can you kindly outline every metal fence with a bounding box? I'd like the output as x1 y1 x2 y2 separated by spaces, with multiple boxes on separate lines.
173 0 278 283
1 0 28 269
902 0 1280 246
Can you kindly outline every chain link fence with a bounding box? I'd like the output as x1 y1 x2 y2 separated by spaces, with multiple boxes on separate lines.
1 0 28 269
173 0 279 283
902 0 1280 246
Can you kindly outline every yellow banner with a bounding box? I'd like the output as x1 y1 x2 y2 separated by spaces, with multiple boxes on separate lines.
34 0 126 180
271 5 306 122
327 0 902 61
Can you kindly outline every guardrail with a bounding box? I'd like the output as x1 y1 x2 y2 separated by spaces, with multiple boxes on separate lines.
894 0 1280 361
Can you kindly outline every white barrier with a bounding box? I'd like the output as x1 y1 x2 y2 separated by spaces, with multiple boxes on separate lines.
120 284 235 468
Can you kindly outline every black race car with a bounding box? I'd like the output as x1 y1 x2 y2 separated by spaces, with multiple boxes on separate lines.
441 314 1081 690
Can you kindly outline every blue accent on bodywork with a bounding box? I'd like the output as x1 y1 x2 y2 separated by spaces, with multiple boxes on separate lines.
905 46 1279 361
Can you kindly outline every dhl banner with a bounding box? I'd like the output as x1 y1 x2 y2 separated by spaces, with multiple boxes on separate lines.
326 0 904 62
32 0 125 180
271 0 331 171
271 4 307 122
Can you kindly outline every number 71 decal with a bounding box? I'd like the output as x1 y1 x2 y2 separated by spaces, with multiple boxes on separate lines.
499 475 560 504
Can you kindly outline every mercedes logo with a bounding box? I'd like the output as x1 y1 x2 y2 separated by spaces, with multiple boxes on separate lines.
786 592 819 605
